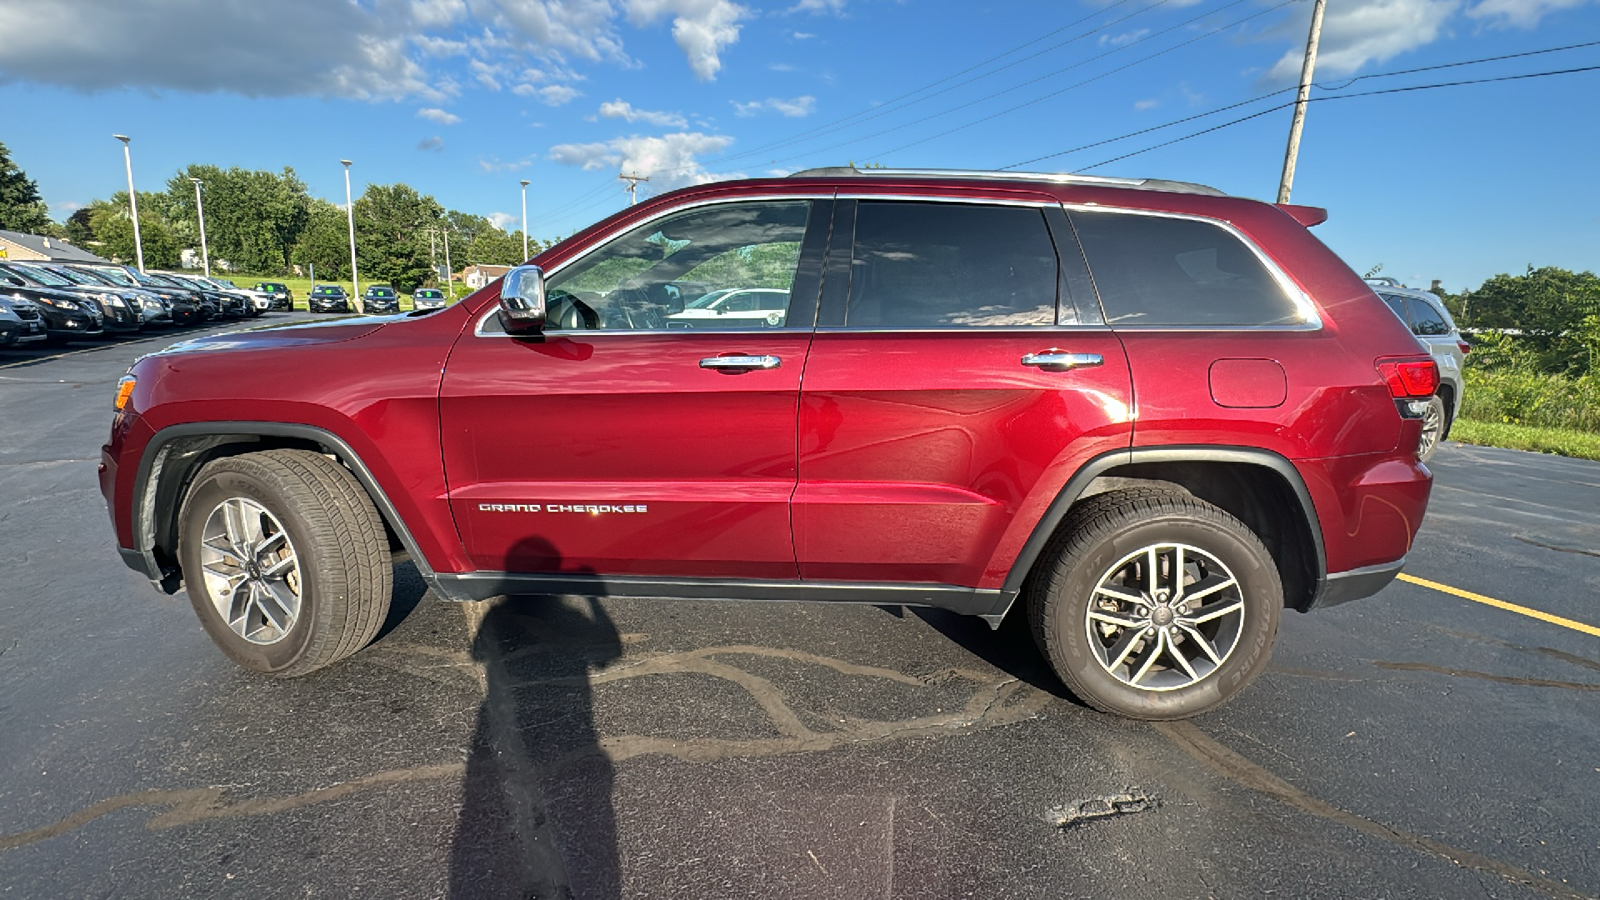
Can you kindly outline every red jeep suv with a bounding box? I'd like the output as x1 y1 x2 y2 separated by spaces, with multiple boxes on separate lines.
100 168 1437 719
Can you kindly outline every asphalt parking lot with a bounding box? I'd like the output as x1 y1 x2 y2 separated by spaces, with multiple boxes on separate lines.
1 319 1597 899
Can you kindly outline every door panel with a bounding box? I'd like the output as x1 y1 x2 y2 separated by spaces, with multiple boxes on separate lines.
442 332 812 577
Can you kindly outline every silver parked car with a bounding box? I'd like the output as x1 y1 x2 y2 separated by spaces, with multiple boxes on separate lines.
1368 279 1468 462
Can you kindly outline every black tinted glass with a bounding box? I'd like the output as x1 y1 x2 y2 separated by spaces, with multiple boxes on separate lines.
1379 292 1408 324
1408 296 1451 335
844 202 1057 328
1072 211 1302 326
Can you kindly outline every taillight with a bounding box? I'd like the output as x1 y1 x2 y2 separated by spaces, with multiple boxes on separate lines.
1457 340 1471 355
1376 357 1439 398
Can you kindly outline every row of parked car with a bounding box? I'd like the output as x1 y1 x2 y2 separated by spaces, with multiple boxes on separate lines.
0 261 293 348
304 284 450 314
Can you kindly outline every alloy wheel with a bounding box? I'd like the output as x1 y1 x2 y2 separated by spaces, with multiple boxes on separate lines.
198 498 302 644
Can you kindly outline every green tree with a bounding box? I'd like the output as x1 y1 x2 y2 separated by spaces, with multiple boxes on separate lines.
290 198 355 280
0 141 53 234
91 205 180 268
353 183 444 291
1469 266 1600 374
165 165 310 273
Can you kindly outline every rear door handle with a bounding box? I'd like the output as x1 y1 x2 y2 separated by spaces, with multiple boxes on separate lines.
1021 350 1104 371
700 355 782 370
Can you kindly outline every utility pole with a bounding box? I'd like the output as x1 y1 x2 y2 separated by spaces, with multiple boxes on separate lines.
191 178 210 276
113 135 145 273
428 227 438 284
442 226 453 301
1276 0 1327 204
519 179 531 261
619 172 650 206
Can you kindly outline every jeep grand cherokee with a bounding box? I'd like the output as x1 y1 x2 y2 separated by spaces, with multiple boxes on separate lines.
100 168 1437 719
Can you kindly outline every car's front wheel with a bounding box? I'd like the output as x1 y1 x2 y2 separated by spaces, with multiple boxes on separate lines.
1028 489 1282 719
177 449 393 676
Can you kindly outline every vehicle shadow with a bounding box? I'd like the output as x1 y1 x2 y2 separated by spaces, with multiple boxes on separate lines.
449 538 621 900
907 605 1088 708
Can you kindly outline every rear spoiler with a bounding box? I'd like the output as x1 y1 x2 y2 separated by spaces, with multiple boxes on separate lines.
1276 203 1328 227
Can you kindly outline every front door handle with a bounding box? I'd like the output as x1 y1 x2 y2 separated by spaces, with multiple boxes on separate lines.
700 355 782 370
1021 350 1104 371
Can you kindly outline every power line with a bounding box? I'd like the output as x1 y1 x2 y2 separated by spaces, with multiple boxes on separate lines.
1001 39 1600 170
1077 63 1600 171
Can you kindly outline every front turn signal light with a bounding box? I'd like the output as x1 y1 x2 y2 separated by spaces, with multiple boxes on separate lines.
114 374 137 411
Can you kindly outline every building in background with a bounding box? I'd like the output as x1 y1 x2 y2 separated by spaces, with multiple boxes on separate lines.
0 230 109 265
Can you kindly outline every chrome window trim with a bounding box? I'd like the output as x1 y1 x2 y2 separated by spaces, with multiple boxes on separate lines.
836 193 1055 209
1063 203 1324 331
474 192 830 339
814 324 1115 335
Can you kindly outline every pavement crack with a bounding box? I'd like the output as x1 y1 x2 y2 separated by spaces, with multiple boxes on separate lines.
1156 721 1595 900
1372 660 1600 692
1513 535 1600 558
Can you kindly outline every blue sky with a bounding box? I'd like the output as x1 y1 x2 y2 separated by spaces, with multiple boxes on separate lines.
1 0 1596 290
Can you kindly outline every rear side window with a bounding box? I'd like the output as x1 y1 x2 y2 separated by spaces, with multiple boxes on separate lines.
844 201 1058 328
1379 292 1408 325
1071 210 1303 326
1407 295 1451 335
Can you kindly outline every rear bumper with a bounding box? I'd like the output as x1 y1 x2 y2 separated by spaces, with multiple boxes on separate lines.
1308 557 1405 610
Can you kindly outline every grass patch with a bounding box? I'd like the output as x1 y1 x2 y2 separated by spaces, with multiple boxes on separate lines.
171 271 470 312
1460 368 1600 432
1450 418 1600 461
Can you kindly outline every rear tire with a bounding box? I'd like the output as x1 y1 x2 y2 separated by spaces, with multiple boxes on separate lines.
1027 490 1281 720
177 449 392 676
1417 395 1447 462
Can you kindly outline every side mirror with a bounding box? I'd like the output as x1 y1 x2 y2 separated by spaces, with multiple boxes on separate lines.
498 265 546 334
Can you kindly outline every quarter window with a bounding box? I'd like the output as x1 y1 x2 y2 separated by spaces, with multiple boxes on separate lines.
843 201 1059 328
1071 210 1304 326
537 200 811 332
1407 296 1452 336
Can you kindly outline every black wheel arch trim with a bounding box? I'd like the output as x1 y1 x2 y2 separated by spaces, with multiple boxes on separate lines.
1000 445 1330 609
129 421 440 593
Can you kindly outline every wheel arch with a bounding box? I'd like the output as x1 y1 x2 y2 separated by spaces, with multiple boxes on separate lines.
1002 446 1328 615
132 422 437 595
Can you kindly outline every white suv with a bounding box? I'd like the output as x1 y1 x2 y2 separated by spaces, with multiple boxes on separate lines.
1369 279 1467 461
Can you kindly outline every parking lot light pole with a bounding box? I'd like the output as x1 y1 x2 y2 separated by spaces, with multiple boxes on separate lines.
519 179 530 262
190 178 210 277
341 160 359 303
442 226 453 301
113 135 145 273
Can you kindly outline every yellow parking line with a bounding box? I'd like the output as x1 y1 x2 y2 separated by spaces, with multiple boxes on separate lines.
1397 573 1600 638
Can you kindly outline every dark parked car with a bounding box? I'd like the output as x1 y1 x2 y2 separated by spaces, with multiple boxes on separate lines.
361 285 400 314
158 273 253 319
75 265 206 326
0 261 142 333
0 293 48 346
45 264 172 327
0 279 102 343
308 284 350 313
411 288 448 310
102 167 1438 720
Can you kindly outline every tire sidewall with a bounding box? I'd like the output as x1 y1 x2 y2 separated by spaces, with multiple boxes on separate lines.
178 466 323 674
1047 513 1281 719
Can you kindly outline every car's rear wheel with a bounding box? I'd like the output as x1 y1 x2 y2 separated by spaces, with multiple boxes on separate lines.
1417 395 1447 462
177 449 392 676
1028 489 1281 720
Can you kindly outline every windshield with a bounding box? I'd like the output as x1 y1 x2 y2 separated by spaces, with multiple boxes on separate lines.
10 263 73 287
89 267 139 287
46 266 102 286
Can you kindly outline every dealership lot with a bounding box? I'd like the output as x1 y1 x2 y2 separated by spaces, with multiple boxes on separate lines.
1 323 1597 899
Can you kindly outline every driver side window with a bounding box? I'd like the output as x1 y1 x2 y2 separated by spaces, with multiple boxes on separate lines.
542 200 812 331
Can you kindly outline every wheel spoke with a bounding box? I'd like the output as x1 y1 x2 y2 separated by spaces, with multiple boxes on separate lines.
1180 573 1237 605
1105 626 1149 671
1146 546 1161 595
1167 631 1202 682
1130 630 1167 685
1177 622 1224 666
256 530 289 555
261 554 297 578
1182 598 1244 626
1094 583 1145 605
1088 608 1146 630
256 581 293 633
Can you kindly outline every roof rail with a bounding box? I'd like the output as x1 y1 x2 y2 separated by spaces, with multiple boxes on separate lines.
786 166 1226 196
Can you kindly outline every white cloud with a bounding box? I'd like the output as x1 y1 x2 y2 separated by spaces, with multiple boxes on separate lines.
418 136 445 151
49 200 83 218
1263 0 1460 82
1466 0 1593 27
732 95 815 117
488 211 519 231
792 31 815 39
788 0 844 12
1134 99 1159 111
479 156 536 173
597 99 688 127
468 0 628 63
417 107 461 124
413 35 469 56
625 0 749 81
1098 28 1150 47
513 83 581 104
548 131 734 190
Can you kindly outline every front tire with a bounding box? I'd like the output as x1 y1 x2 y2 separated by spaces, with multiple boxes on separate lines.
1027 490 1282 720
177 449 393 676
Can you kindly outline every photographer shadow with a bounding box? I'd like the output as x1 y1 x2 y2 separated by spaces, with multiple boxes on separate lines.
449 538 622 900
